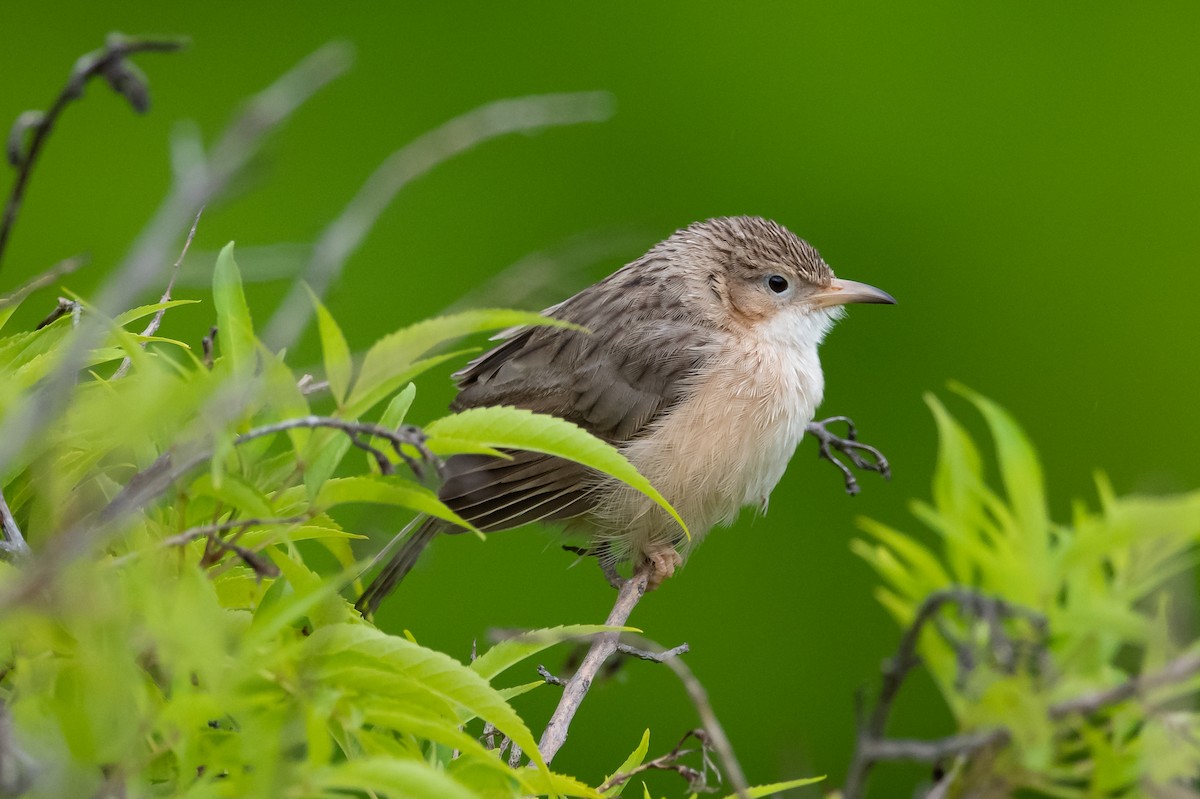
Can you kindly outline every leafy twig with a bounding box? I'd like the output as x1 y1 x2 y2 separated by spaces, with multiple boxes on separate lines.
112 207 204 379
597 729 717 795
844 588 1045 798
1 33 184 275
620 633 750 799
842 589 1200 798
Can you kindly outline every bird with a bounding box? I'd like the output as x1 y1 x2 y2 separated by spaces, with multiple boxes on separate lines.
356 216 893 616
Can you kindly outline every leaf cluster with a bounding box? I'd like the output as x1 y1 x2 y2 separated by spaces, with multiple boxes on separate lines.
856 385 1200 795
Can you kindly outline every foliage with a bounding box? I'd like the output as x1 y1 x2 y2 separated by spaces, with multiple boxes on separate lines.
855 385 1200 796
0 245 811 797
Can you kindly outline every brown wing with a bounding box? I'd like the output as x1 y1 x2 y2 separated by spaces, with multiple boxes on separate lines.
437 271 718 533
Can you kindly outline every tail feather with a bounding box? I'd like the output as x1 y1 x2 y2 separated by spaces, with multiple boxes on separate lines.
356 517 440 617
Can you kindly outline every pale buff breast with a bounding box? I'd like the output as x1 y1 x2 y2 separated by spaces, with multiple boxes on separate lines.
586 309 833 563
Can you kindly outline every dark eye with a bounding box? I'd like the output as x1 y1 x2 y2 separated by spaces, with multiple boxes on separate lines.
767 275 789 294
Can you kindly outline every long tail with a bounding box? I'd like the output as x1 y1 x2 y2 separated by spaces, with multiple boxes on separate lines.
355 517 440 617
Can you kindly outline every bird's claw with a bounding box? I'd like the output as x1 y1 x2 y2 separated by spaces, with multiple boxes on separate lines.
805 415 891 495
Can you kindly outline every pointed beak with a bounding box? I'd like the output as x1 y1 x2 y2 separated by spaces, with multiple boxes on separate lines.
811 278 895 308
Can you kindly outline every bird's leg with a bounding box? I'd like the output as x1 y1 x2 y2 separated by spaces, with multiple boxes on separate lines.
805 415 891 495
563 543 626 589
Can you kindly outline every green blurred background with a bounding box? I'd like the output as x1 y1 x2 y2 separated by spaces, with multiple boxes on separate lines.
3 2 1198 794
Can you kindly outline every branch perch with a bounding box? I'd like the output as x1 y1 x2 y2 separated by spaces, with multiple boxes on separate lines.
538 566 651 763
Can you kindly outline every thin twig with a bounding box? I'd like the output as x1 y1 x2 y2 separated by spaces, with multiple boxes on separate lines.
0 255 86 310
34 297 79 330
262 91 615 350
616 642 690 663
537 665 567 687
621 633 749 799
234 415 433 478
159 514 310 548
0 33 184 275
0 487 29 561
112 207 203 379
844 588 1044 798
597 729 714 794
201 325 217 369
1049 649 1200 720
538 566 651 763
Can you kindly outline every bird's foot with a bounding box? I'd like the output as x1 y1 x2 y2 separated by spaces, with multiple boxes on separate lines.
806 415 891 495
643 547 682 591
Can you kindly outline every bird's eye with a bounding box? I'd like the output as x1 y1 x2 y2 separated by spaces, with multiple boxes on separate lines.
766 274 789 294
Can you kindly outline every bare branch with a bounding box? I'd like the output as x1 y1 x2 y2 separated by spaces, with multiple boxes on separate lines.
234 415 434 478
112 207 204 379
536 665 567 687
538 567 651 762
34 297 80 330
1049 649 1200 720
159 514 310 549
0 34 184 275
616 641 690 663
0 487 29 561
262 91 615 350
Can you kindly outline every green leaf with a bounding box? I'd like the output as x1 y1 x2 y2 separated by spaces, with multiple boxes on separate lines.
308 475 476 530
310 759 480 799
604 729 650 797
367 383 417 473
951 382 1050 564
721 776 826 798
426 406 689 540
472 625 638 681
212 242 256 375
112 299 201 328
305 624 550 772
306 285 353 406
347 309 582 416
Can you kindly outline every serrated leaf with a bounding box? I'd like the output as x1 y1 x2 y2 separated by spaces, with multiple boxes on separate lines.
347 309 582 416
368 384 417 473
604 729 650 797
426 406 688 539
471 625 637 681
212 242 256 375
278 472 475 527
113 299 201 328
721 776 826 798
310 759 479 799
306 285 353 406
951 382 1050 564
305 624 549 772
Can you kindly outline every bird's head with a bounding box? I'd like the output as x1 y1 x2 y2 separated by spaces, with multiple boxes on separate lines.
673 216 894 335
